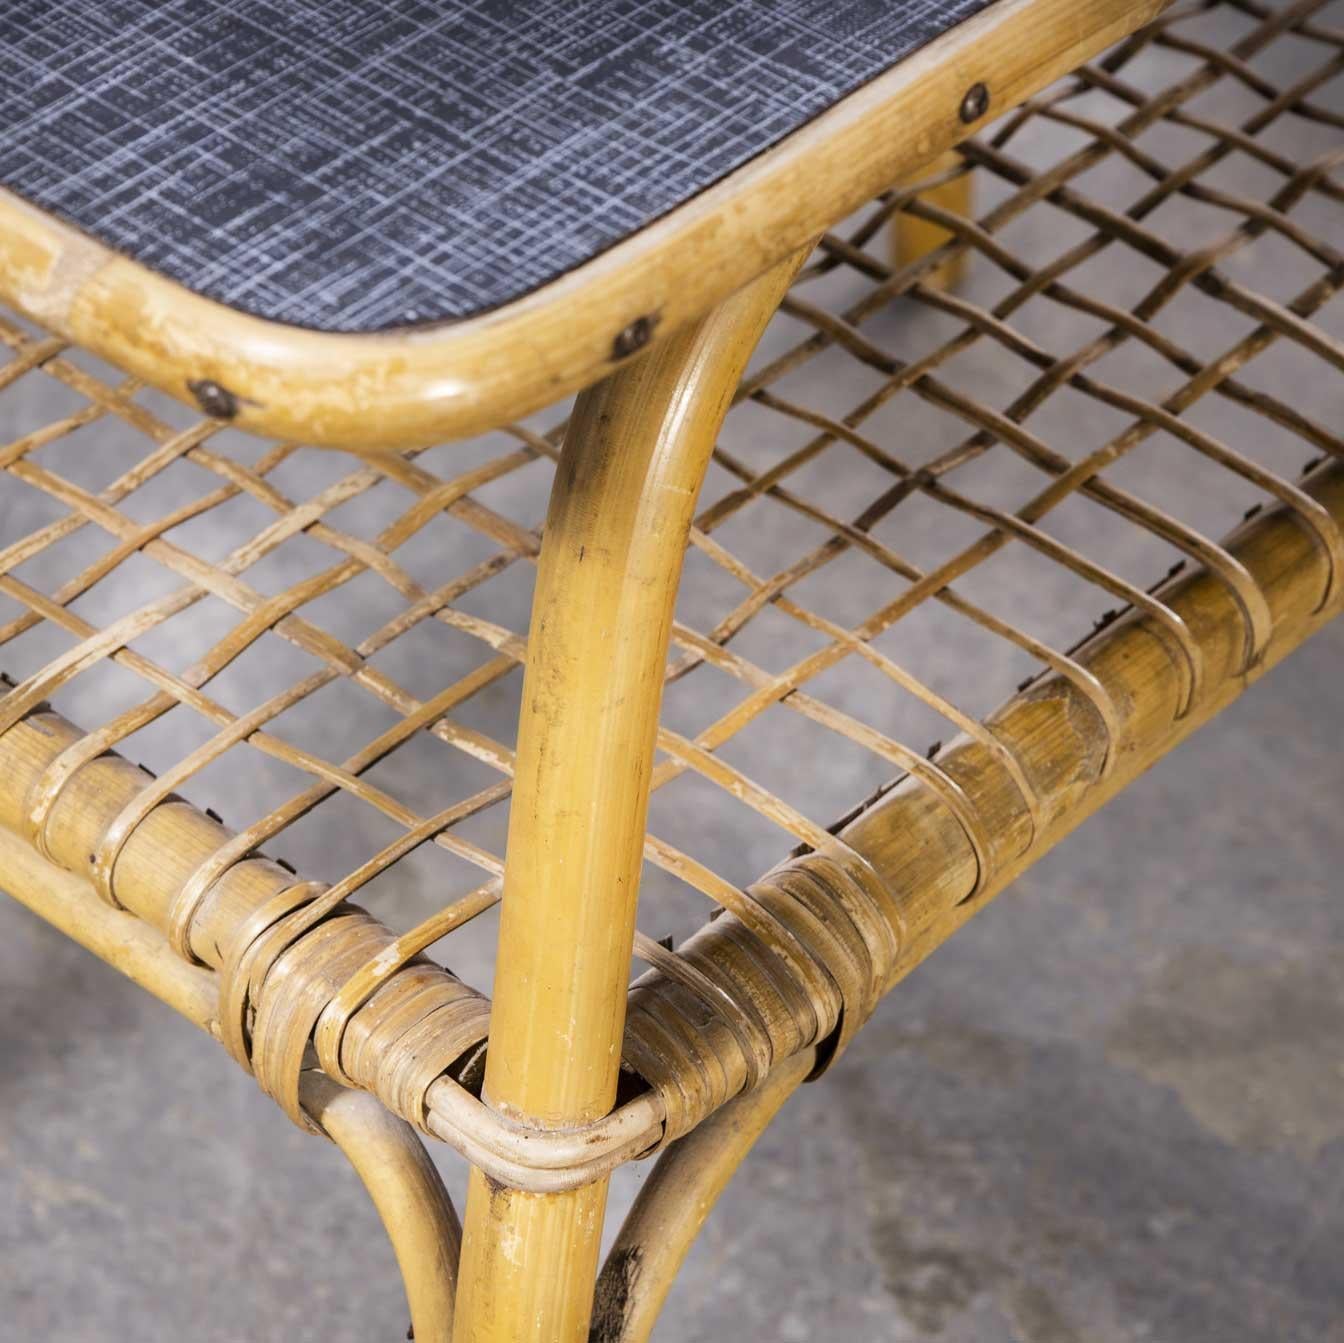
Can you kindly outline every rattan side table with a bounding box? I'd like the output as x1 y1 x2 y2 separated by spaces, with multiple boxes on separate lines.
1 1 1341 1339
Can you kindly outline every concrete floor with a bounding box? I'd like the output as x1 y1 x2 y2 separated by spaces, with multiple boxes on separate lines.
3 9 1343 1336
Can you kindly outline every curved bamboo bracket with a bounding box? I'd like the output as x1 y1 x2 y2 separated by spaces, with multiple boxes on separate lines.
590 1048 817 1343
0 831 461 1343
304 1074 461 1343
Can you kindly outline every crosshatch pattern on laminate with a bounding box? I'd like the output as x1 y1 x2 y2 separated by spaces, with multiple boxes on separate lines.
0 0 992 331
0 0 1341 1009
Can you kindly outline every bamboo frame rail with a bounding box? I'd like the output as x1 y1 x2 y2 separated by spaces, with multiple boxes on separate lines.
2 1 1342 1337
0 693 663 1189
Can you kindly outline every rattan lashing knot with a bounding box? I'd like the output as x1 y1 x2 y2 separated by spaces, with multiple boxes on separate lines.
755 848 904 1076
622 847 903 1143
215 875 491 1137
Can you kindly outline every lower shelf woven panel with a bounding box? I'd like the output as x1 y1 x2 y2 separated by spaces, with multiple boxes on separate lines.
0 0 1341 1168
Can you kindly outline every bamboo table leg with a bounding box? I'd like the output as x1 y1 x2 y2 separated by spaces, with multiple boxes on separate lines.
451 250 808 1343
890 149 973 291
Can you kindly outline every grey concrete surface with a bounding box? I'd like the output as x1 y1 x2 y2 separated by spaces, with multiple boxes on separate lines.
2 8 1343 1339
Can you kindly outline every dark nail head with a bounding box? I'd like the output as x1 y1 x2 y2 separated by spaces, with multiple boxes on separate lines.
612 314 658 360
959 82 990 123
187 378 239 420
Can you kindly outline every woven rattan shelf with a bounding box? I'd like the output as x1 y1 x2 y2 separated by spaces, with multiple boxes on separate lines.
2 1 1341 1339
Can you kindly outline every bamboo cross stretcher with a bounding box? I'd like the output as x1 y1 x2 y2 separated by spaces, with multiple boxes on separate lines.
1 0 1342 1338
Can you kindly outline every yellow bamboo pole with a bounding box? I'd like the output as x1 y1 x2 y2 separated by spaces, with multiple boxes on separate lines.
452 250 810 1343
890 150 973 291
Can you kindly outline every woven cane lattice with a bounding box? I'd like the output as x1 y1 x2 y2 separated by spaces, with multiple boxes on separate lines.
0 0 1341 1147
